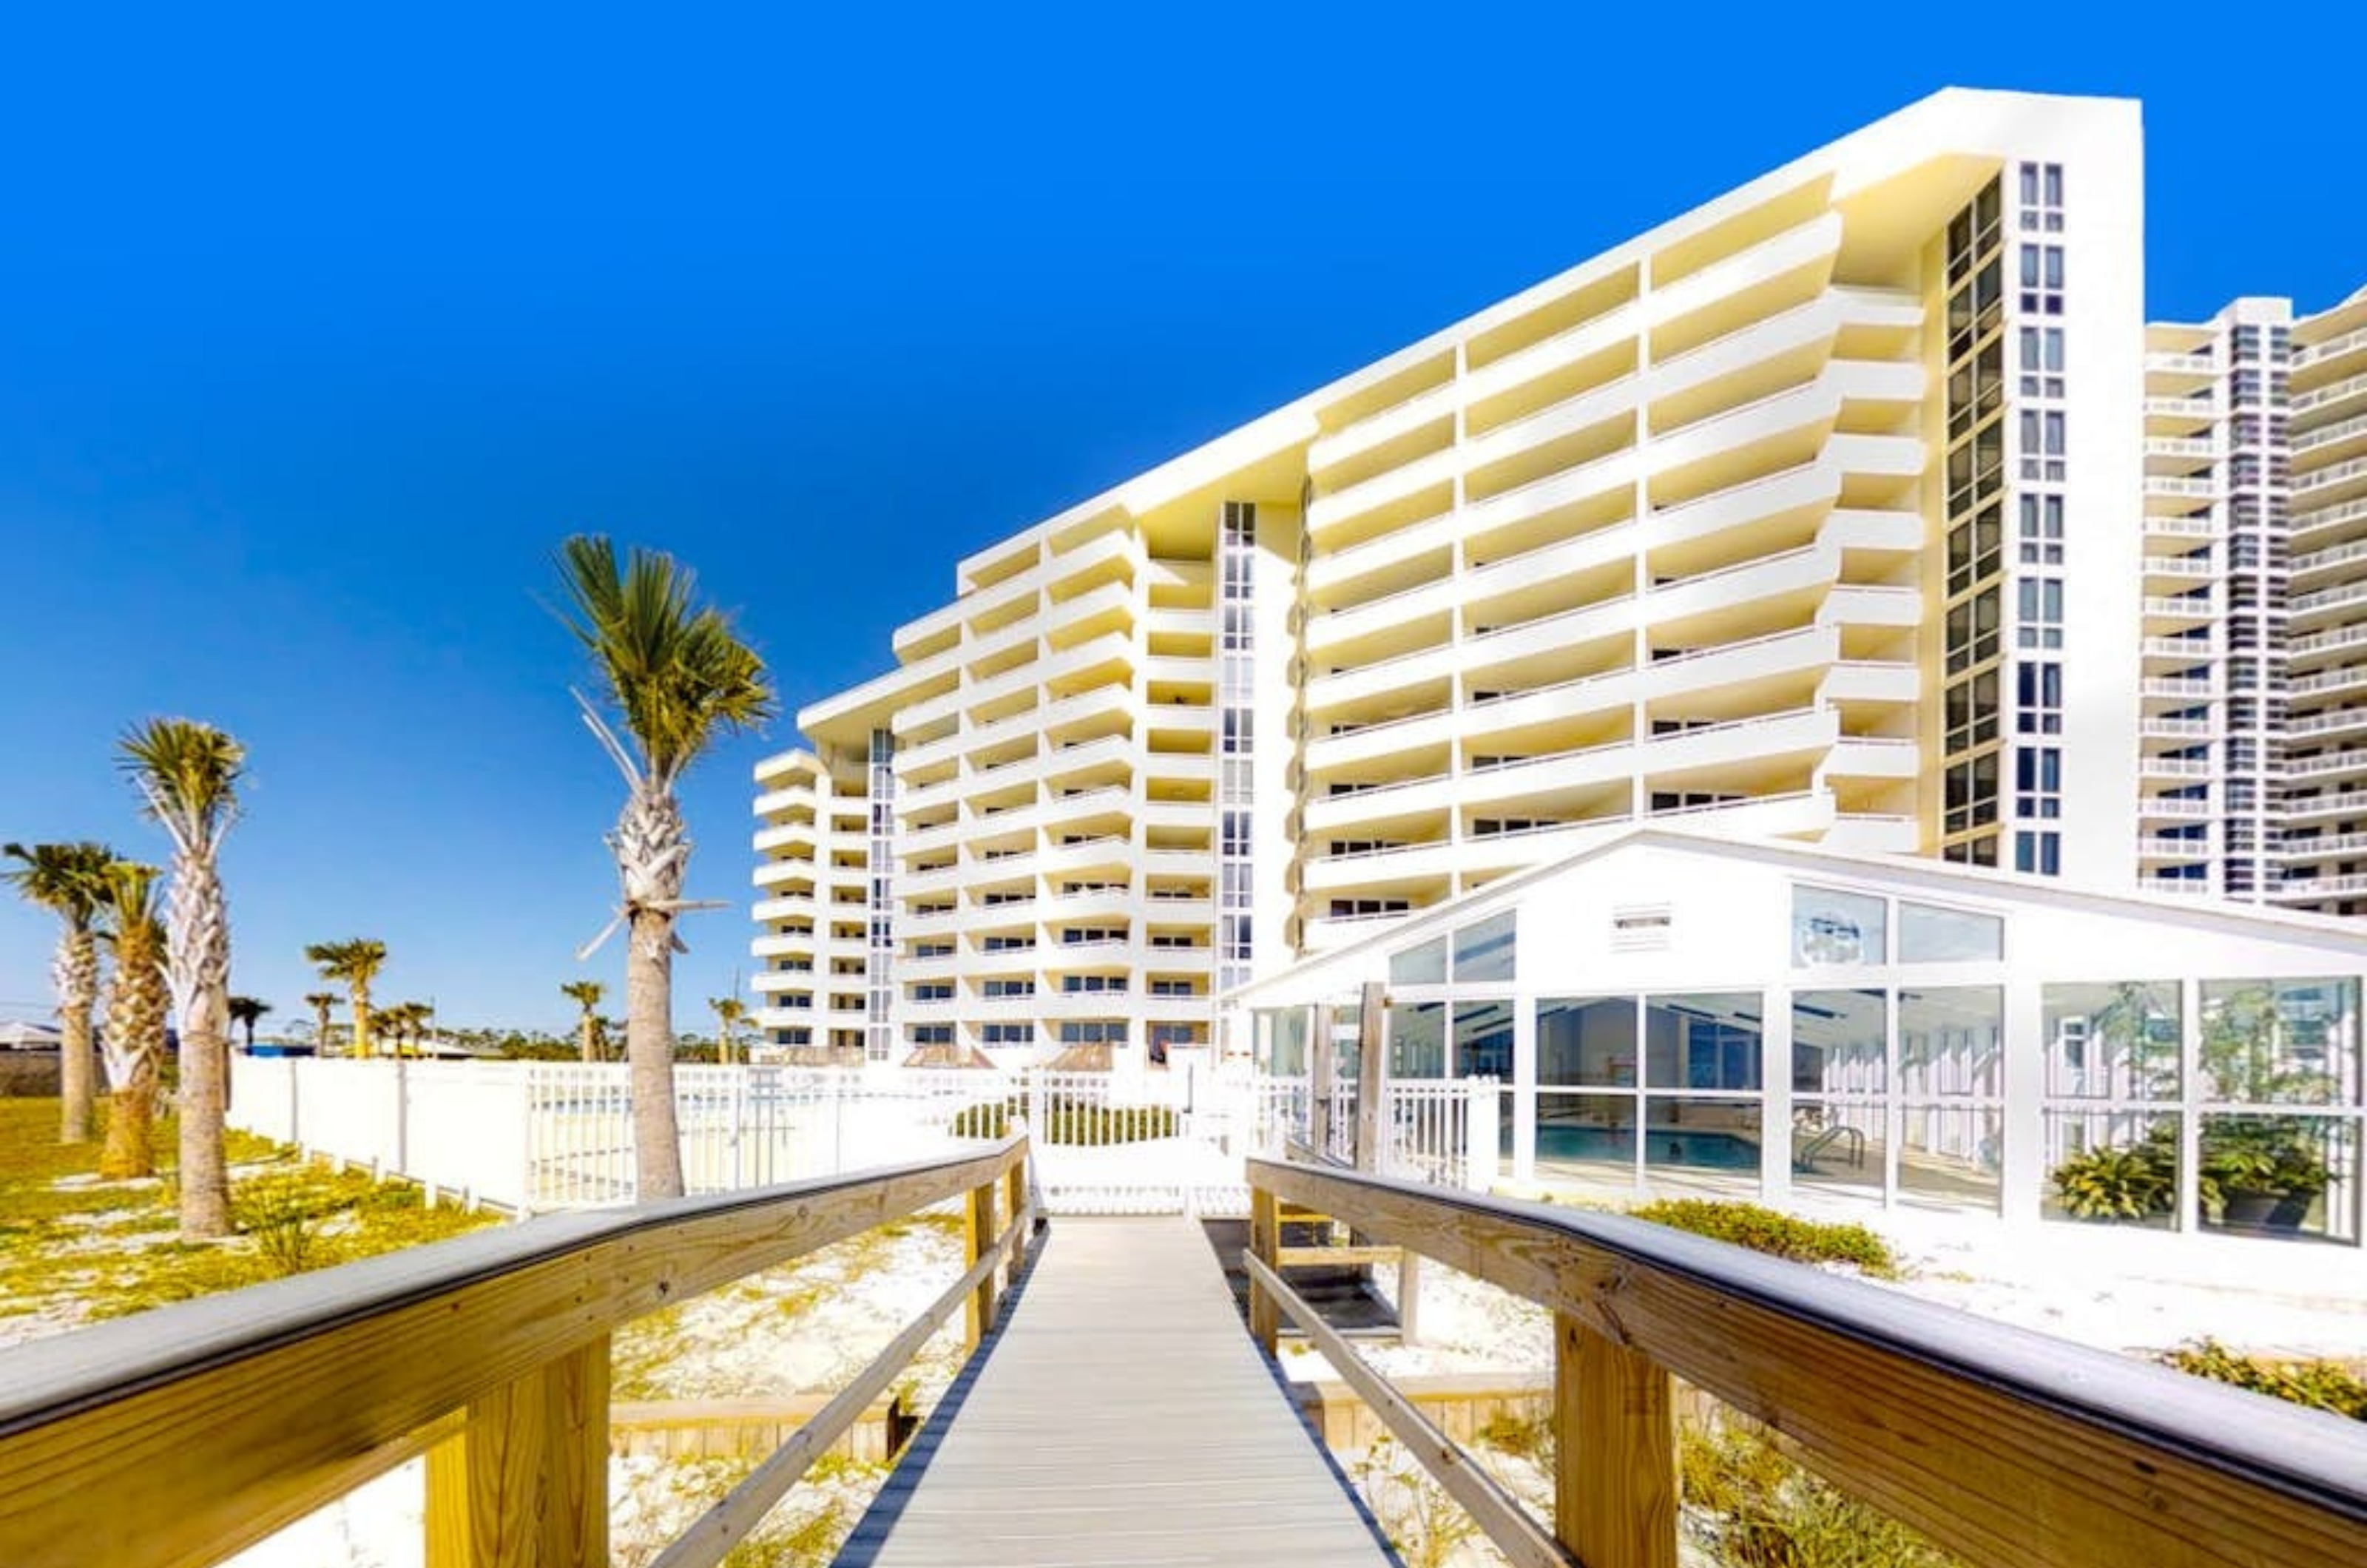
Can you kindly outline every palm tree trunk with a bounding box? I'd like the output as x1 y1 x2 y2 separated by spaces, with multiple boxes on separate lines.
101 1078 155 1180
56 930 98 1143
627 905 684 1198
354 983 374 1060
169 864 233 1239
579 1016 598 1064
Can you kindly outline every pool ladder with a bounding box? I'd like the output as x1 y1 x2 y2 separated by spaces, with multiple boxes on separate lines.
1794 1123 1868 1171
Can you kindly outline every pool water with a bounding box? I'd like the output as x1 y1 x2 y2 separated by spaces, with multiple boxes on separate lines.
1535 1125 1761 1171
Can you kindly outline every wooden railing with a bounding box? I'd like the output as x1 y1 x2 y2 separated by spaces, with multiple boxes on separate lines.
0 1136 1032 1568
1247 1158 2367 1568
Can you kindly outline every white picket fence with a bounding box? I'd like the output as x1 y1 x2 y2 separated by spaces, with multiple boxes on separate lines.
227 1056 1497 1216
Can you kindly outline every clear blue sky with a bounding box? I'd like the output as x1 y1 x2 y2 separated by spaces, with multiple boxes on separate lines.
3 2 2361 1033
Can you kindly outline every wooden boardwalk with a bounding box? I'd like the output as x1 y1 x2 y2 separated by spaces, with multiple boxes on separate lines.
834 1217 1395 1567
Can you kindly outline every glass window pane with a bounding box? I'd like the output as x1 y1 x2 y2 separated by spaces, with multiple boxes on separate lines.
1644 1097 1762 1193
1453 1001 1515 1078
1535 1092 1636 1186
1792 885 1886 966
1388 1001 1446 1078
1644 993 1763 1091
2200 979 2360 1104
1257 1007 1309 1077
1792 989 1885 1096
2201 1114 2357 1242
1901 1103 2002 1213
2042 982 2180 1100
1389 937 1447 987
1331 1003 1362 1081
1537 996 1635 1087
1452 910 1517 983
1792 1102 1886 1200
1900 987 2004 1098
2044 1110 2178 1229
1899 902 2003 962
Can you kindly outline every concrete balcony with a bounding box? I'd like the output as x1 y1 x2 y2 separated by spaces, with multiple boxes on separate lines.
1820 813 1919 855
2289 578 2367 624
2293 496 2367 551
752 822 821 856
1819 735 1920 780
1309 375 1459 476
2140 717 2213 740
2292 662 2367 699
2293 370 2367 421
2138 757 2212 779
2141 676 2215 700
752 933 821 959
2137 837 2213 862
2296 322 2367 374
752 861 819 893
2270 872 2367 902
2137 797 2214 821
2143 515 2214 540
1306 440 1461 535
2295 410 2367 459
2282 788 2367 823
2283 746 2367 784
2279 831 2367 865
752 893 820 923
2289 706 2367 742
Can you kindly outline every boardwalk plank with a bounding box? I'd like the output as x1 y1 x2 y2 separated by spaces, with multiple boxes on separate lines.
834 1217 1393 1568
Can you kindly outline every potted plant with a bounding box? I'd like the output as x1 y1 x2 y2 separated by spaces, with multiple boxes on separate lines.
2050 1141 2175 1221
2200 1117 2329 1231
2198 984 2337 1233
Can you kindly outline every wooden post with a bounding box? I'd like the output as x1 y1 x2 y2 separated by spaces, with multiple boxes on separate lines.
1554 1311 1675 1568
1396 1251 1421 1346
426 1335 612 1568
965 1177 1001 1345
1309 1001 1335 1154
1249 1183 1281 1354
1354 981 1385 1172
1002 1154 1027 1291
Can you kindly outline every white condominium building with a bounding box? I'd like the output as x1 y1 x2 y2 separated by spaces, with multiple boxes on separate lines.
752 88 2147 1064
2282 286 2367 911
2134 285 2367 913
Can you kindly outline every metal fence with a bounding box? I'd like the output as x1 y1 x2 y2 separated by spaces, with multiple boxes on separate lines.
227 1056 1499 1215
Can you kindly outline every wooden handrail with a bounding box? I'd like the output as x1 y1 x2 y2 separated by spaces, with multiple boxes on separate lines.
1248 1157 2367 1568
0 1136 1030 1568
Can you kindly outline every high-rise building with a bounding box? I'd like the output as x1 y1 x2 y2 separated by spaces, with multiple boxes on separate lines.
751 87 2150 1064
2133 286 2367 912
2278 286 2367 911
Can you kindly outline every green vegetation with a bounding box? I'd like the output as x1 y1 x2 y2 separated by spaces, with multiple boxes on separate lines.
1628 1199 1900 1278
2163 1338 2367 1421
1682 1415 1959 1568
1348 1434 1480 1568
2050 1119 2331 1226
948 1097 1178 1144
0 1098 496 1332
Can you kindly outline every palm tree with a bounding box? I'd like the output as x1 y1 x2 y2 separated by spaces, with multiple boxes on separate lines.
306 940 388 1058
555 535 775 1198
379 1001 432 1056
226 996 271 1050
561 980 607 1063
2 841 117 1143
120 717 246 1240
303 991 339 1052
710 995 749 1065
95 860 169 1180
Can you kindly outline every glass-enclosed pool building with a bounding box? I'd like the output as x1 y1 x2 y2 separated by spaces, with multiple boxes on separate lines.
1229 831 2367 1246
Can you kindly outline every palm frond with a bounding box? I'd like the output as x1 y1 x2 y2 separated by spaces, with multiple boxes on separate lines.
118 719 246 854
553 533 777 786
2 842 118 929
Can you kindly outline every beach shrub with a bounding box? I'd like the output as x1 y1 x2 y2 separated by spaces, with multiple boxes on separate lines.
1682 1416 1959 1568
1629 1200 1899 1278
2162 1338 2367 1421
948 1096 1176 1145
